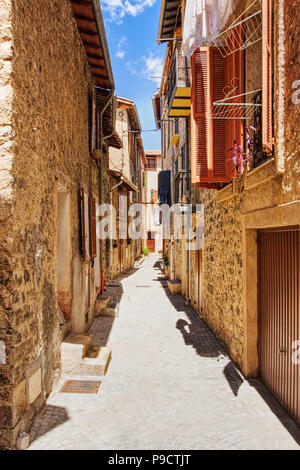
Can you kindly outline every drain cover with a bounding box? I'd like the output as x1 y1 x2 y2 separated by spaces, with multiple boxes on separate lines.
60 380 101 394
136 285 151 288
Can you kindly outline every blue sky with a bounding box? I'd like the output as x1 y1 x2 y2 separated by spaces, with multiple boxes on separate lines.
101 0 165 150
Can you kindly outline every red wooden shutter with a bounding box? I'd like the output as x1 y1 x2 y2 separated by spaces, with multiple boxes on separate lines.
211 49 227 182
191 47 229 186
191 48 209 184
262 0 273 155
80 188 87 261
225 28 244 178
89 195 97 259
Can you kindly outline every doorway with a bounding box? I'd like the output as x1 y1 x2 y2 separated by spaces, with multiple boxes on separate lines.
258 228 300 425
196 249 202 314
57 187 72 321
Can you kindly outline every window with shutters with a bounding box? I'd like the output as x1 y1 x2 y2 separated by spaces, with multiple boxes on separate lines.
80 189 90 262
191 2 273 186
89 195 97 259
225 29 244 180
191 47 230 187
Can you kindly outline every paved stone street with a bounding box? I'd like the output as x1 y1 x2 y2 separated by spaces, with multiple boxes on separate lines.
29 255 300 450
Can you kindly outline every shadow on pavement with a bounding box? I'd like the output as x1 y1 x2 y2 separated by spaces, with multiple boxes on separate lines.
91 267 141 347
30 405 69 443
158 262 300 445
248 379 300 445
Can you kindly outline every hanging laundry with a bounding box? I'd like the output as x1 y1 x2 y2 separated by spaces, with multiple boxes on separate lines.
182 0 235 57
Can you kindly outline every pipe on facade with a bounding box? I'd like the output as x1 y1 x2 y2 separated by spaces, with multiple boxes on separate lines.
186 118 192 304
98 87 115 294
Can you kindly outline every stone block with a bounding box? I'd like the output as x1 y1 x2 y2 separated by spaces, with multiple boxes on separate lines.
0 379 27 429
64 333 92 357
61 334 93 374
60 322 71 342
99 307 118 318
28 368 41 404
94 296 111 316
81 346 111 376
167 279 182 295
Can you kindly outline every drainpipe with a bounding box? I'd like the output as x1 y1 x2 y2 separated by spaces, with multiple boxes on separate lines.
109 177 124 280
186 119 191 305
98 87 115 294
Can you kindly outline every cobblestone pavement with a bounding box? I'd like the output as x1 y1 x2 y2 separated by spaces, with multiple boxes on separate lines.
29 255 300 450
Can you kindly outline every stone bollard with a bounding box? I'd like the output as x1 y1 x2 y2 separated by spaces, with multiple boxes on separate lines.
16 432 30 450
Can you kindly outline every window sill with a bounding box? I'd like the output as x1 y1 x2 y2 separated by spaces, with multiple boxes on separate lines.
244 157 275 190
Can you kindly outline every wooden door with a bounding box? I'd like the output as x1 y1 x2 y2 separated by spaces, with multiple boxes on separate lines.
259 228 300 424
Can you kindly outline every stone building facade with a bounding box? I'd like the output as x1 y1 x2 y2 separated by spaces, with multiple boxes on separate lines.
156 0 300 424
105 97 143 280
142 151 162 253
0 0 121 448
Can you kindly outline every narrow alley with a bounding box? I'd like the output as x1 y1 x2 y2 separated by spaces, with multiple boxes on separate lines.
28 255 300 451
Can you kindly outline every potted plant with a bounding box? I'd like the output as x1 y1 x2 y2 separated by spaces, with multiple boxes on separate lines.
162 252 169 275
163 252 169 267
92 148 102 161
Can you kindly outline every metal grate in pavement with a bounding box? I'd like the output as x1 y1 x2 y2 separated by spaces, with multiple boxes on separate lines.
60 380 101 394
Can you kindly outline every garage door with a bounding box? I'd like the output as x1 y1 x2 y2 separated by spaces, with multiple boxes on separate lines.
259 228 300 424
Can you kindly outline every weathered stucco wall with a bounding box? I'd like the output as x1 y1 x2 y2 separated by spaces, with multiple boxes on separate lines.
0 0 100 448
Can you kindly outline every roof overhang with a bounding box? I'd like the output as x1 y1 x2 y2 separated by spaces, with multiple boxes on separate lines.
107 131 122 149
71 0 114 90
157 0 182 44
141 150 147 167
95 92 122 149
117 97 142 133
109 170 139 192
152 93 161 129
145 151 161 157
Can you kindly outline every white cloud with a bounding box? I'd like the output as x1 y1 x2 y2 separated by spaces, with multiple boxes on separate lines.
126 52 164 87
116 36 127 59
102 0 157 23
142 53 164 86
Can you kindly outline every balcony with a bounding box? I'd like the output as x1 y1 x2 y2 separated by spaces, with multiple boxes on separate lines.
167 48 191 118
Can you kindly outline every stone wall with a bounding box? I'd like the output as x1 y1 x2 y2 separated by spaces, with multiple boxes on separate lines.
0 0 101 448
188 0 300 373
